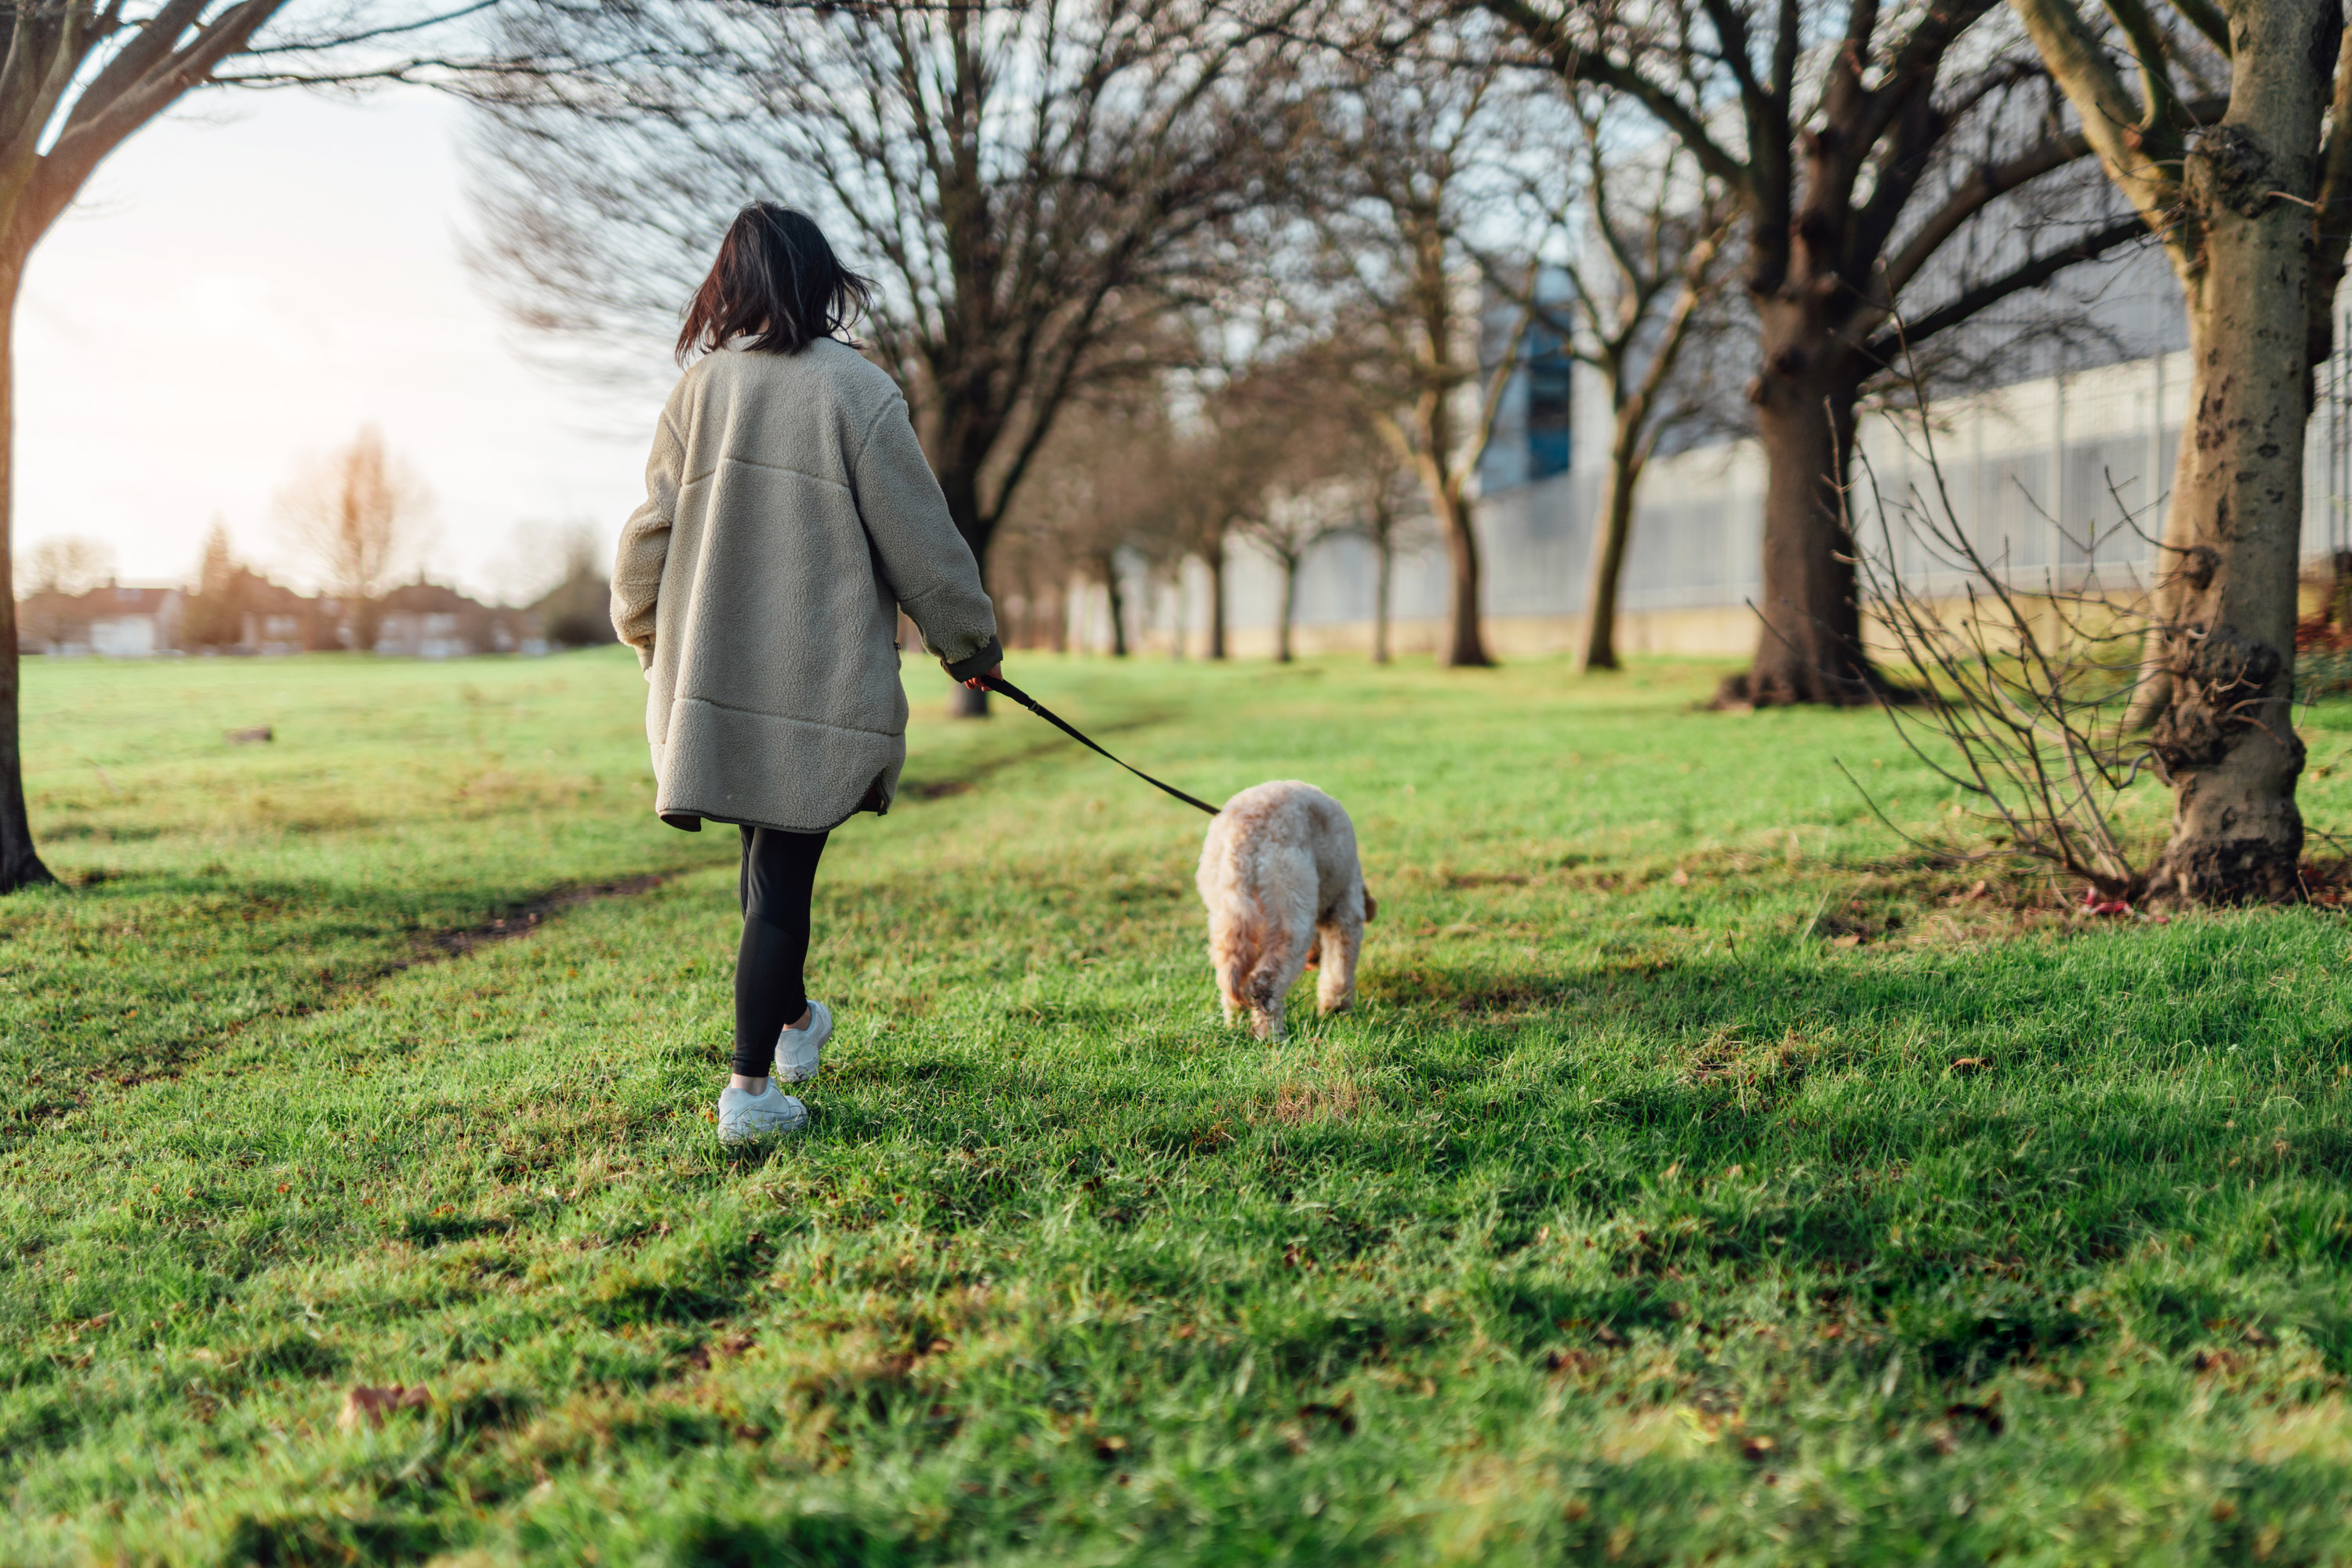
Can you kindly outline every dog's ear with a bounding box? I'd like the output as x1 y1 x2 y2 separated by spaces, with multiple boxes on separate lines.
1363 890 1377 922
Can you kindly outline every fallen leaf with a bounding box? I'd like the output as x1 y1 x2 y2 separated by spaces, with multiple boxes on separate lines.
1739 1435 1777 1461
1670 867 1690 886
339 1384 430 1432
1944 1400 2004 1436
1830 933 1861 948
1949 1057 1994 1076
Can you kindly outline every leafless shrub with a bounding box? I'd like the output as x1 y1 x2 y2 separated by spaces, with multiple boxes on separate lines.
1845 397 2163 902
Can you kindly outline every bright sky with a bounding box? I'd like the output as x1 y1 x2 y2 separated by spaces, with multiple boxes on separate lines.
20 85 658 603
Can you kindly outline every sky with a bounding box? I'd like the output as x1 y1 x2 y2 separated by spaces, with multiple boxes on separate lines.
19 85 659 603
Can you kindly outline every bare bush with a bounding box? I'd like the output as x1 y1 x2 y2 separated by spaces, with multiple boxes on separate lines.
1848 407 2160 902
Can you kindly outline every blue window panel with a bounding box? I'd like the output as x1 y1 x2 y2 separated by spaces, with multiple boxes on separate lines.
1523 325 1572 480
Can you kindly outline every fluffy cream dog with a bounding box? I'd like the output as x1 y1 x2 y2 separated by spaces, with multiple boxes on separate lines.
1196 781 1375 1040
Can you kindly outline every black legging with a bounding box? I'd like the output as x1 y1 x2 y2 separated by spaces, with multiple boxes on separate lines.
733 825 829 1079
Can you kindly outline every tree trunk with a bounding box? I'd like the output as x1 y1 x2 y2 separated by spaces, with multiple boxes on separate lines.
1372 533 1393 665
1581 420 1643 673
0 256 56 894
1434 484 1490 667
1205 533 1228 661
1724 325 1874 706
933 462 993 715
2143 124 2318 902
1276 555 1296 663
1102 557 1128 658
354 596 386 654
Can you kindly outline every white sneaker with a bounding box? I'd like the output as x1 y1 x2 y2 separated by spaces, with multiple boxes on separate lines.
775 1000 833 1085
717 1082 808 1142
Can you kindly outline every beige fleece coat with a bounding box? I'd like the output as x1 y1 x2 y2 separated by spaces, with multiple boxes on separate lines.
612 341 1001 833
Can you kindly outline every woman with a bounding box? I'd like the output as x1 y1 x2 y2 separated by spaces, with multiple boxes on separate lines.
611 203 1001 1142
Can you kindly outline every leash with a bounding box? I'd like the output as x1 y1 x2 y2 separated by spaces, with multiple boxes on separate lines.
980 673 1220 816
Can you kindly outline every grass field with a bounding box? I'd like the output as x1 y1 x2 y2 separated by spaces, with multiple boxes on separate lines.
9 647 2352 1565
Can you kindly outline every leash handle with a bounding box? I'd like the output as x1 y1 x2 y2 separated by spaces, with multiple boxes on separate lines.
980 674 1220 816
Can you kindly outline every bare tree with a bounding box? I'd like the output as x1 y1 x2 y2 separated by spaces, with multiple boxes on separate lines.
275 425 432 652
526 523 615 648
1537 94 1737 673
1302 49 1543 667
1165 376 1295 660
1348 448 1425 665
16 534 114 652
470 0 1308 711
1232 362 1408 664
2002 0 2347 902
23 535 113 597
1479 0 2188 707
183 518 244 648
985 527 1073 653
0 2 501 889
1235 481 1347 663
1001 395 1186 658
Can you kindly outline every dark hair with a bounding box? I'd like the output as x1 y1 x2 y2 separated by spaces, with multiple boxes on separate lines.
676 202 875 362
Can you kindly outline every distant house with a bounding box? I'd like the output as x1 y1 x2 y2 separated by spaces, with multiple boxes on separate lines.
227 573 347 654
17 582 183 657
21 565 593 660
376 579 539 659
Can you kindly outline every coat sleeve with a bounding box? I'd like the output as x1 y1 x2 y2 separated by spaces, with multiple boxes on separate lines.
611 398 685 674
848 393 1002 681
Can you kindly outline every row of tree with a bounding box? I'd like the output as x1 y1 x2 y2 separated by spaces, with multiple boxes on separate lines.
0 0 2338 902
464 0 2161 697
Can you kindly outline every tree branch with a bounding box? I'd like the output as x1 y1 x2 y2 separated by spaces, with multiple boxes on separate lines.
2005 0 2191 268
1858 212 2151 365
1475 0 1749 190
1878 129 2093 298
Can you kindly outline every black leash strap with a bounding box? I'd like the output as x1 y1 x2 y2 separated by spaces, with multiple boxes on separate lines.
980 674 1220 816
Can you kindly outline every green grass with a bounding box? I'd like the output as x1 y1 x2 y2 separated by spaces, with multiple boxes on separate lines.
9 647 2352 1565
